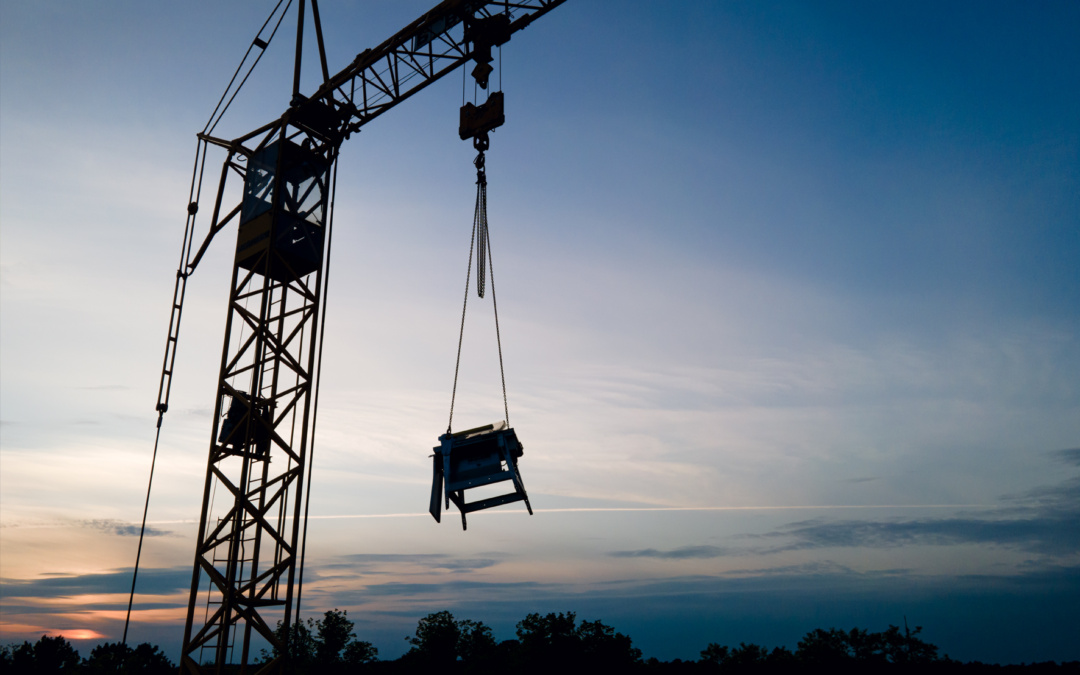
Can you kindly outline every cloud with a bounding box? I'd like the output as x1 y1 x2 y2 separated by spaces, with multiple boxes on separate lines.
0 567 190 599
325 553 503 573
1054 448 1080 466
759 460 1080 557
303 579 549 610
626 457 1080 560
357 580 543 598
721 561 859 577
762 515 1079 556
324 563 1080 613
610 545 730 559
82 519 174 538
0 600 183 616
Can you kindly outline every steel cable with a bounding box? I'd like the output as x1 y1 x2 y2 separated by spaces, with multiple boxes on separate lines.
486 209 510 426
296 154 338 622
121 416 162 646
447 173 480 433
205 0 293 135
448 152 510 431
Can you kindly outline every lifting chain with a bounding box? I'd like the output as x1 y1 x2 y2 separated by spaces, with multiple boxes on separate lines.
448 136 510 433
474 145 488 298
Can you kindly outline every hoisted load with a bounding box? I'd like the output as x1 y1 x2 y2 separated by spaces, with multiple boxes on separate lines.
429 148 534 529
431 52 533 528
429 421 532 530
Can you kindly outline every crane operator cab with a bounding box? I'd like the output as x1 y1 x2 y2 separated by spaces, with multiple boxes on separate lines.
430 422 532 530
217 392 273 458
236 137 331 283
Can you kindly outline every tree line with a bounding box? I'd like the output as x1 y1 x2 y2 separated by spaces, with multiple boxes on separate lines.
3 610 1077 673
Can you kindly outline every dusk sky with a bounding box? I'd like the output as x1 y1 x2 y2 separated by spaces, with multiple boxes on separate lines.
2 0 1079 666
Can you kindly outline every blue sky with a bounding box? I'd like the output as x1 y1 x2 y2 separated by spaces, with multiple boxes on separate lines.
2 0 1079 665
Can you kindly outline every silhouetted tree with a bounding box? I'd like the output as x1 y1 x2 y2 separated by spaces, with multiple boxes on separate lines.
456 618 497 666
261 609 375 673
314 609 376 670
515 611 641 672
701 642 730 666
515 610 579 663
700 641 795 672
83 642 128 673
405 610 460 666
728 642 770 667
795 628 856 666
766 646 796 668
2 635 81 674
576 618 642 668
793 623 942 667
342 639 379 667
880 623 941 665
83 642 173 674
404 610 495 669
261 616 316 670
10 615 1069 675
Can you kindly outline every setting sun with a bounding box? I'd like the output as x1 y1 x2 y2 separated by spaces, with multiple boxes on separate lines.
55 630 104 641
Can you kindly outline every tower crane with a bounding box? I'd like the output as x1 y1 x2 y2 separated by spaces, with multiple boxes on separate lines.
138 1 568 672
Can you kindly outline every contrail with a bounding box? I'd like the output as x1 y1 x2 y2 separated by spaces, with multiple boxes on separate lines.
285 503 997 519
6 503 995 529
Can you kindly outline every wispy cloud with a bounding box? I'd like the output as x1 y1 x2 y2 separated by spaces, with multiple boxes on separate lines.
1054 448 1080 466
610 545 730 559
1 567 189 598
82 519 173 538
758 460 1080 557
720 561 859 577
614 458 1080 560
356 580 543 598
328 564 1080 607
763 514 1078 556
329 553 503 573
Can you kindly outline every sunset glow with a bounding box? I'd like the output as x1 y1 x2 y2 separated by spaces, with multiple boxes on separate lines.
2 0 1078 667
54 630 106 641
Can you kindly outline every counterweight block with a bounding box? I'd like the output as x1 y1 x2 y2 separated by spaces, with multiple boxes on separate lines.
430 421 532 530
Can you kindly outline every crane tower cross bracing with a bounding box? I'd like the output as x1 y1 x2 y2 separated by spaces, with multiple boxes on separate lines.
161 1 568 673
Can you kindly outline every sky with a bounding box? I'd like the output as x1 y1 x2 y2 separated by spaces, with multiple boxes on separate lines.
2 0 1079 666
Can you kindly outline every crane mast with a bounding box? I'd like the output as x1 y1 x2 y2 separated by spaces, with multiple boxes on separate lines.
163 1 567 672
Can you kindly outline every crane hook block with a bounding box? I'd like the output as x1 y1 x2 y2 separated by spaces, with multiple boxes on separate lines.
459 91 505 141
429 421 533 530
465 13 511 89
